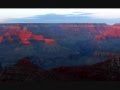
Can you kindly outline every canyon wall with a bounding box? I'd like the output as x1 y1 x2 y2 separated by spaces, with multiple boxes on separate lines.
0 25 55 45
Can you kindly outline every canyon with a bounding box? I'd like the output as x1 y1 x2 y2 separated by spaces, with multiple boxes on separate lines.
0 23 120 70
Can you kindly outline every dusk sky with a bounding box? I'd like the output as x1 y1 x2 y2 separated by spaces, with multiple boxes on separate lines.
0 9 120 24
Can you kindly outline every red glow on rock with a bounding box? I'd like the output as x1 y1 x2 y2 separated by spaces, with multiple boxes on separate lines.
44 39 55 44
32 35 44 41
19 30 32 45
95 35 105 40
0 36 3 43
0 25 55 45
95 27 120 40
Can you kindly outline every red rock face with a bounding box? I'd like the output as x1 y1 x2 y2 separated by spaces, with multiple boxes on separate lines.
0 36 3 43
32 35 44 41
0 25 55 45
44 39 55 44
95 26 120 40
19 30 33 45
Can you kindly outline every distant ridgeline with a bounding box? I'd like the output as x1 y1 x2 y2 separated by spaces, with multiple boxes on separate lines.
0 23 120 47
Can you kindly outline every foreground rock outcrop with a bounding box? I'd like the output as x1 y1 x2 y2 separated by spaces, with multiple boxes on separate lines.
0 57 51 81
0 56 120 81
